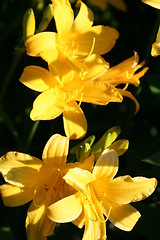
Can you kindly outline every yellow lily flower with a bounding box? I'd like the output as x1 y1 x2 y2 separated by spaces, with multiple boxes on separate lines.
142 0 160 9
98 52 148 113
20 53 123 139
0 134 94 240
48 149 157 240
25 0 119 65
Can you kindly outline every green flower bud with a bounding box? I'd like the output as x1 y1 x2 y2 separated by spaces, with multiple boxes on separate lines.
23 8 35 41
37 4 53 32
92 126 121 156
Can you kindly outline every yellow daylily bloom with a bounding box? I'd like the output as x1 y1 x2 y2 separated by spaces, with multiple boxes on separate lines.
0 134 94 240
20 54 123 139
26 0 119 65
142 0 160 9
98 52 148 113
48 149 157 240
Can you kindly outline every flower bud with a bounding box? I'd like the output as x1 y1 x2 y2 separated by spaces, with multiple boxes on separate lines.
37 4 54 32
23 8 35 41
92 126 121 157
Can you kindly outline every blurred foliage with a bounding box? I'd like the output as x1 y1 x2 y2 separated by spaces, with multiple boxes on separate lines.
0 0 160 239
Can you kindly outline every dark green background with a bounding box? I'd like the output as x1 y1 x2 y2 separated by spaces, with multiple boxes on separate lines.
0 0 160 239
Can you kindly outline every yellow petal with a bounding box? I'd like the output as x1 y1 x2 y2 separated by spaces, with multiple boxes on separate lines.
65 25 119 56
0 184 34 206
20 66 58 92
109 204 141 231
52 0 74 35
142 0 160 9
92 149 118 179
83 54 109 81
0 152 47 187
33 184 47 207
25 32 57 56
99 52 140 86
47 193 82 223
63 168 96 194
72 209 85 228
30 88 64 121
42 134 69 167
71 1 94 32
48 50 78 80
108 0 127 11
63 101 87 139
26 202 56 240
102 199 141 231
80 81 122 105
151 26 160 57
40 49 59 64
104 176 157 204
109 139 129 156
151 41 160 56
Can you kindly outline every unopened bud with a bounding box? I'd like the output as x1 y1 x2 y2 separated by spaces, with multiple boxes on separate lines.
109 139 129 156
23 8 35 41
37 4 53 32
92 126 121 156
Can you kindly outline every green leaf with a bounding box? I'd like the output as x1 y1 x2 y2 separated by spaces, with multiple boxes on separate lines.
142 151 160 167
0 227 15 240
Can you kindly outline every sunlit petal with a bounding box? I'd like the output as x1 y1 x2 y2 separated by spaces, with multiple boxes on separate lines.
0 152 47 187
71 1 94 32
99 52 140 85
72 209 85 228
64 26 119 56
42 134 69 167
104 176 157 204
26 32 57 56
63 167 96 194
92 149 118 179
63 101 87 139
26 202 56 240
20 66 58 92
52 0 74 35
48 193 82 222
0 183 34 206
30 88 64 121
83 54 109 81
110 204 141 231
142 0 160 9
103 198 141 231
79 82 122 105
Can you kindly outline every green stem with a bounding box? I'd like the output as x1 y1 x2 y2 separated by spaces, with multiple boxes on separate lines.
0 50 23 103
24 120 40 152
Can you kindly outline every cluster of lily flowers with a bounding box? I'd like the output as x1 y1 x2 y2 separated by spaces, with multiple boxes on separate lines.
0 0 158 239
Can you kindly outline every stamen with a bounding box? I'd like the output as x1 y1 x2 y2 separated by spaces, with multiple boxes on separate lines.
105 206 112 222
78 93 83 108
123 83 128 90
88 37 96 57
